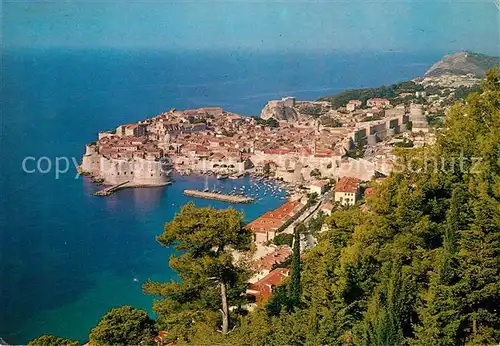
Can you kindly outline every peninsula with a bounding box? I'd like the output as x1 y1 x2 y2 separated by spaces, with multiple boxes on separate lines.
80 51 498 194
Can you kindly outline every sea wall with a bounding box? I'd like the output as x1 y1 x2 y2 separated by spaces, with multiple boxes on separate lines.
194 158 251 172
81 146 171 186
81 144 101 175
100 157 170 185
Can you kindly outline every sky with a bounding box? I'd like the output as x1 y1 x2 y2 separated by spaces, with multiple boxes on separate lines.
3 0 499 54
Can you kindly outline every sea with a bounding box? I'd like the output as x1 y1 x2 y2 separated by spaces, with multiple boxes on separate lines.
0 48 442 344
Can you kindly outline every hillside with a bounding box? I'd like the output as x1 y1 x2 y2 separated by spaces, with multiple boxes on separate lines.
317 51 499 107
27 70 500 346
316 80 423 108
424 51 500 78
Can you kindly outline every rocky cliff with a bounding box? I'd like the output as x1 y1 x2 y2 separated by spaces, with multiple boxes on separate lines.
424 51 500 78
260 99 300 122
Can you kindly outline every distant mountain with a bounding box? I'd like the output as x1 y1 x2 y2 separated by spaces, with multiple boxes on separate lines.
424 51 500 78
316 51 499 106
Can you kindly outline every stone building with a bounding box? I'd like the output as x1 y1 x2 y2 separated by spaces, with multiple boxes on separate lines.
334 176 362 206
410 103 429 133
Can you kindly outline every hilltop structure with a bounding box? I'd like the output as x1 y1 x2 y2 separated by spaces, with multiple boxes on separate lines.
409 103 429 133
260 97 299 122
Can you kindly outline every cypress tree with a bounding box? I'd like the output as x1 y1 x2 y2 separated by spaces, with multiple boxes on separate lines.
290 223 305 307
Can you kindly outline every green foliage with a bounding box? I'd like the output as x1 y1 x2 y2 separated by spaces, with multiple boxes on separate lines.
266 284 292 317
310 168 321 178
143 202 252 338
252 116 279 128
186 115 207 124
300 104 322 117
394 139 414 148
222 129 235 137
427 115 444 128
320 116 342 127
346 144 365 159
444 84 482 105
307 210 326 236
51 69 500 346
89 306 156 346
307 192 319 206
273 232 294 247
221 69 499 346
266 224 305 318
318 81 423 107
27 335 79 346
290 223 304 307
359 259 415 346
468 52 500 73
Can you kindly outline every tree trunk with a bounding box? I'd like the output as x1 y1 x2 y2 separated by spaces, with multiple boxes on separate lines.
220 279 229 334
472 314 477 334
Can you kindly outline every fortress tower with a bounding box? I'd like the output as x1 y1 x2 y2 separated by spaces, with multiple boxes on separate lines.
410 104 429 133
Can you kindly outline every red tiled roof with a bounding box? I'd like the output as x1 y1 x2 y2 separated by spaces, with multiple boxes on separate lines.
247 268 289 303
336 176 361 193
263 149 291 155
253 247 292 271
246 200 301 233
246 218 283 233
310 180 329 188
367 98 390 103
321 202 334 212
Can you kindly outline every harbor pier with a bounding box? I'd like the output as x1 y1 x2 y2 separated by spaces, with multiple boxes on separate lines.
93 181 130 196
93 181 172 196
184 189 254 203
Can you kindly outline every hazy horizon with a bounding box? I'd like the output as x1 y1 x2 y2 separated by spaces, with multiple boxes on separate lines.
4 0 499 56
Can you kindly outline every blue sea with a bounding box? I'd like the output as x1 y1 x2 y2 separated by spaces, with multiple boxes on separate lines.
0 48 442 344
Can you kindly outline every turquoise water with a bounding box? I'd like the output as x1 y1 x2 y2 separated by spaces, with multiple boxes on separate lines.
0 49 440 343
2 173 285 343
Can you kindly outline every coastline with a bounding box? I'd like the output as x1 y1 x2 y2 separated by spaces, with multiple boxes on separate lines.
4 48 479 344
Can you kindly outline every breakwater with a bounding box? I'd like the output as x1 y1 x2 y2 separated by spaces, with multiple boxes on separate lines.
184 189 254 203
93 181 172 196
94 181 130 196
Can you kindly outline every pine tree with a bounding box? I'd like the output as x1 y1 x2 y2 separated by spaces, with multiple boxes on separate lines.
143 202 252 337
89 306 156 346
27 335 79 346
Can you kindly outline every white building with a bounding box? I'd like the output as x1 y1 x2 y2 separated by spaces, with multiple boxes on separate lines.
334 176 361 206
308 180 329 195
346 100 362 112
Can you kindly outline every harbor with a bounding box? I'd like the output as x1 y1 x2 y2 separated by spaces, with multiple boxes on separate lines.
184 189 254 203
